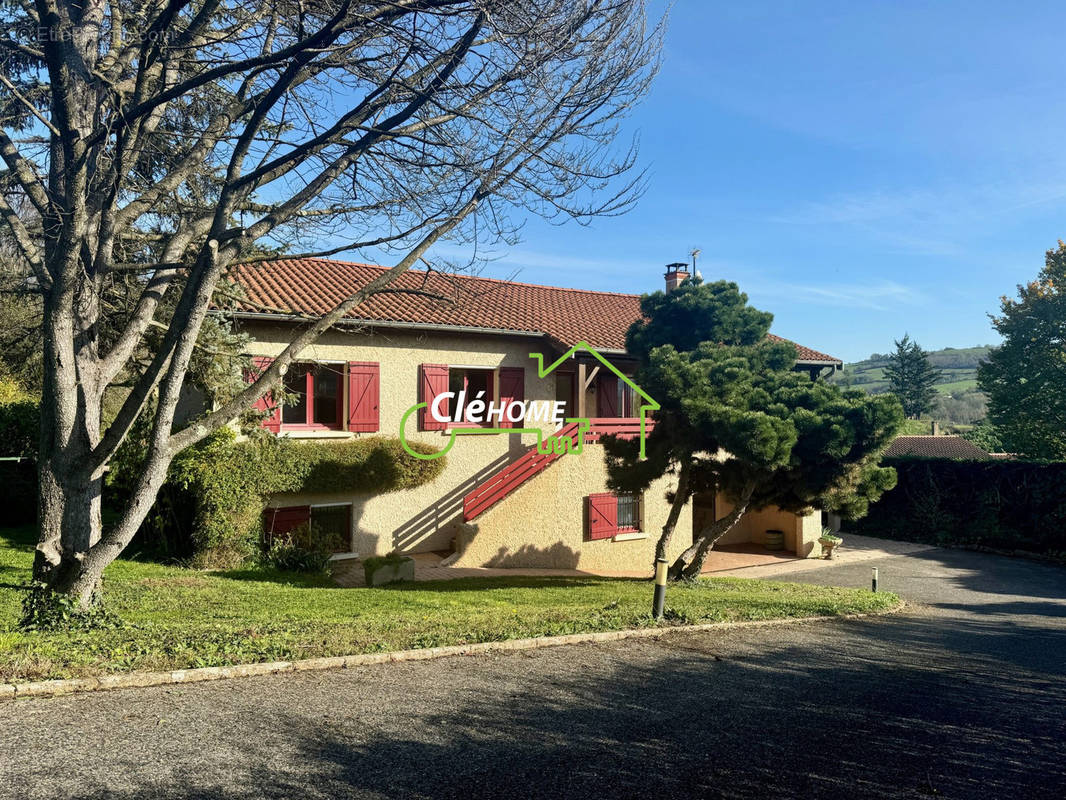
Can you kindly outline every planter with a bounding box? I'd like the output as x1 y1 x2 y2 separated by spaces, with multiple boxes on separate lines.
765 529 785 551
819 537 842 560
363 556 416 586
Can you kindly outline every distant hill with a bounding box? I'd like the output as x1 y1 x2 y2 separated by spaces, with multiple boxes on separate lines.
831 345 995 427
832 345 994 396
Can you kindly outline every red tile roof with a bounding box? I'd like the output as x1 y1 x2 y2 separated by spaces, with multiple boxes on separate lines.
230 258 841 364
885 435 991 460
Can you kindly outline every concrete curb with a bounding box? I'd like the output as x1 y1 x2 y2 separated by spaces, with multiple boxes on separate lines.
0 603 904 702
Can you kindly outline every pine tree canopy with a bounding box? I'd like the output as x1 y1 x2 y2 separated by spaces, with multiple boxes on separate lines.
979 241 1066 460
884 334 941 419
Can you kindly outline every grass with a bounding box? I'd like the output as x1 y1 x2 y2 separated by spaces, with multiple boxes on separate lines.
0 526 900 683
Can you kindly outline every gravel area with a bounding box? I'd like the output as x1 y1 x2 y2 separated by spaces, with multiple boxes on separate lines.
2 542 1064 799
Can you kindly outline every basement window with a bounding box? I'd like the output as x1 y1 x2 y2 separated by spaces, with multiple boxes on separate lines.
588 492 644 540
616 493 641 532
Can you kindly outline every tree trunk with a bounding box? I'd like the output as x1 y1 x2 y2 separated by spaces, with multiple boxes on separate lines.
668 480 757 581
651 461 691 569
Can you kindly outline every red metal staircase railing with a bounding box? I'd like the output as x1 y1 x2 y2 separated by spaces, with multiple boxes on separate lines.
461 418 654 521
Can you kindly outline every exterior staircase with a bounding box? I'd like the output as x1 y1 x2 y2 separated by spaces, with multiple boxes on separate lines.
462 418 653 521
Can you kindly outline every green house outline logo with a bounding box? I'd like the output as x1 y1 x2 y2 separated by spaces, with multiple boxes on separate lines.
400 341 659 461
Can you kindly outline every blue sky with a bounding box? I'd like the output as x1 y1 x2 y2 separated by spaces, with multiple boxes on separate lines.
423 1 1066 363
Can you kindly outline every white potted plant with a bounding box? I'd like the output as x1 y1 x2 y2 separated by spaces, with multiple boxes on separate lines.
362 552 416 586
818 528 843 559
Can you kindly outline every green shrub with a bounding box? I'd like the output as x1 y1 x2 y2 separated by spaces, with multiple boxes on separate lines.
263 522 335 573
158 430 444 567
362 551 411 571
852 457 1066 555
0 381 39 526
0 398 38 458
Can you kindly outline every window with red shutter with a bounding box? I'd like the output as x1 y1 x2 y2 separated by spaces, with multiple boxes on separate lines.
497 366 525 428
419 364 449 431
347 362 380 432
587 492 642 540
247 357 281 433
587 492 617 540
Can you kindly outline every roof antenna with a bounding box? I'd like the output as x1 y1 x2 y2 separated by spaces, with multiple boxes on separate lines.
690 248 703 282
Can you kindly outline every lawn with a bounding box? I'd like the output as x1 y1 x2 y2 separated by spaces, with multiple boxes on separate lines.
0 526 899 683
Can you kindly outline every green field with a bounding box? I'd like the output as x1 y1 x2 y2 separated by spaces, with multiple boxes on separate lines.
0 525 899 683
833 345 992 396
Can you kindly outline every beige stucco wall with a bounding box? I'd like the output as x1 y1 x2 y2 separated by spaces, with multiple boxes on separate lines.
696 497 822 558
241 321 821 568
244 321 566 556
451 439 693 573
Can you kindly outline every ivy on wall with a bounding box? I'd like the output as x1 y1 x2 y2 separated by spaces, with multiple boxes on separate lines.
119 429 445 567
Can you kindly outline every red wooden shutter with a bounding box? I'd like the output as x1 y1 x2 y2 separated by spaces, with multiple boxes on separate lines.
418 364 450 431
262 505 311 543
497 367 525 428
597 374 619 417
347 361 380 432
247 356 281 433
587 492 618 540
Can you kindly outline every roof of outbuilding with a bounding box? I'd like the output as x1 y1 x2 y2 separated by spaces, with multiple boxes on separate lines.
884 435 991 460
230 258 842 364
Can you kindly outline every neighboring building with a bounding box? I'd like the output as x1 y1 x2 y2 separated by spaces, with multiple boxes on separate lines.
228 260 843 571
884 435 991 460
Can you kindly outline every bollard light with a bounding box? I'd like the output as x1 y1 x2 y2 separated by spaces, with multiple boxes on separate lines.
872 567 879 593
653 557 668 620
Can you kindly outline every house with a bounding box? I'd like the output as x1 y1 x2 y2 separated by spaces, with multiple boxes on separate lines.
885 435 991 461
228 259 843 572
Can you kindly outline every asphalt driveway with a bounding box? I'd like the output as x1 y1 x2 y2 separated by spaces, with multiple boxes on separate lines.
2 541 1064 800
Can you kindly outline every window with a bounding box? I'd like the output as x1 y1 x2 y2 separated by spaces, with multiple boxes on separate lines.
311 504 352 553
418 363 524 431
588 492 643 539
281 362 343 429
447 367 494 422
262 503 352 554
616 493 641 531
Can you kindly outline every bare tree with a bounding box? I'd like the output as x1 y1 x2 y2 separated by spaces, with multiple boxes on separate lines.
0 0 661 611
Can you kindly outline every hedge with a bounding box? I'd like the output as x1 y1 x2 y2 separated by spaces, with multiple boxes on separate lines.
850 457 1066 557
0 382 38 525
153 430 446 567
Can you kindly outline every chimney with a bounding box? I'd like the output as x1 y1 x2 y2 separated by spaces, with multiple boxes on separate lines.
930 420 940 436
664 263 690 292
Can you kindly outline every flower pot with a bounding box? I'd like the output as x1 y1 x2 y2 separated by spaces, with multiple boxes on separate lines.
819 538 841 559
765 529 785 551
363 556 416 586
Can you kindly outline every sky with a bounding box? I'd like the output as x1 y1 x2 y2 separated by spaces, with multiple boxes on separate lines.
415 1 1066 363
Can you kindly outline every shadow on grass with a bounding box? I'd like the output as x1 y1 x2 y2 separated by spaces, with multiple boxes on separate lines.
0 525 37 548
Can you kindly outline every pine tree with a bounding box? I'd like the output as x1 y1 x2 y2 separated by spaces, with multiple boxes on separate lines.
605 279 903 579
978 241 1066 460
884 335 942 419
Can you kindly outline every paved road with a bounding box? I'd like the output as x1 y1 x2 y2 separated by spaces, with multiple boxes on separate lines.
2 544 1065 799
